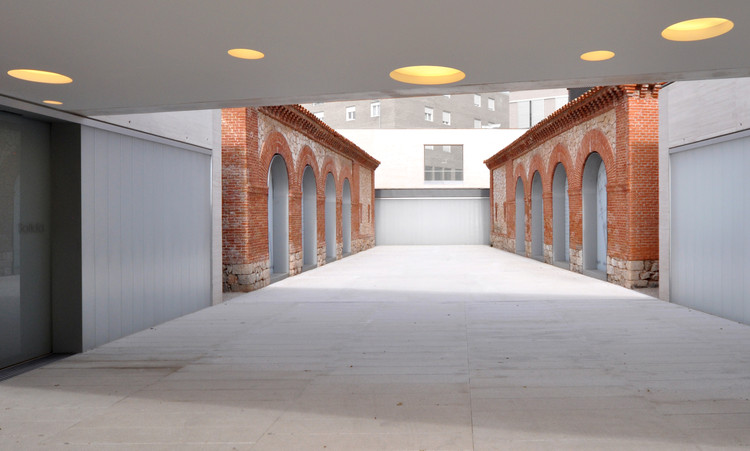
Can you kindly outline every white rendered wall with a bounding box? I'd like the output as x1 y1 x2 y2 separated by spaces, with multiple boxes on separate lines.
337 129 524 189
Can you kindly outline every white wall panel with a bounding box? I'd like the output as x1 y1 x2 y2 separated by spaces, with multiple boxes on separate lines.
375 190 489 245
670 134 750 325
81 126 211 350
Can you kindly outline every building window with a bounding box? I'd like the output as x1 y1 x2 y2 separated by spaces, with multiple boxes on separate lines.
370 101 380 117
346 106 356 121
424 107 433 122
442 111 451 125
474 119 481 129
314 111 325 120
424 145 463 182
474 94 481 107
488 98 495 111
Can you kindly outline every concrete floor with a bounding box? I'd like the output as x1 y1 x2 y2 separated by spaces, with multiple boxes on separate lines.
2 245 750 450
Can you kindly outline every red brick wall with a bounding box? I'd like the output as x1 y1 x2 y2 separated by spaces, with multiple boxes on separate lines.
486 85 660 288
222 106 379 292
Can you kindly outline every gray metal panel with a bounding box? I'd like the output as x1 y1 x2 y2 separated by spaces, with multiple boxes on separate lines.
81 126 211 350
671 133 750 325
375 197 489 245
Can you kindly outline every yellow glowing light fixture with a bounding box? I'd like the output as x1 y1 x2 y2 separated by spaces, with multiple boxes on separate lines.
580 50 615 62
43 100 63 105
8 69 73 84
662 18 733 41
389 65 465 85
228 48 265 60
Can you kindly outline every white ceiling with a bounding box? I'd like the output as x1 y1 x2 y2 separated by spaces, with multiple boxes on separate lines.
2 0 749 115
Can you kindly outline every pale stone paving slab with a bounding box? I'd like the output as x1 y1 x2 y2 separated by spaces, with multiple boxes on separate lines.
1 245 750 449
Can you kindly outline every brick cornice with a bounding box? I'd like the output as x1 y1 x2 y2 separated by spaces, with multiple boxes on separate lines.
484 84 661 170
258 104 380 170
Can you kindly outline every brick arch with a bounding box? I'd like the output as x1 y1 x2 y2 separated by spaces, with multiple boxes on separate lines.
296 145 320 190
512 163 528 199
574 128 615 190
259 131 296 187
545 143 575 192
319 156 338 197
338 164 353 197
527 154 546 197
511 163 528 241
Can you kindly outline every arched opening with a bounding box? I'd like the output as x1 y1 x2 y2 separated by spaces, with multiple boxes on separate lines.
268 155 289 277
552 163 570 264
530 171 543 260
342 178 352 255
302 165 317 269
325 172 336 262
582 152 607 273
515 177 526 255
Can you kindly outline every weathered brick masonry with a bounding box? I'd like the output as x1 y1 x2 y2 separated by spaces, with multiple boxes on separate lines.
223 105 379 292
485 85 660 289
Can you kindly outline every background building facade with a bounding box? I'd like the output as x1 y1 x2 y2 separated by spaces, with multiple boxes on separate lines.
303 93 510 130
508 89 570 129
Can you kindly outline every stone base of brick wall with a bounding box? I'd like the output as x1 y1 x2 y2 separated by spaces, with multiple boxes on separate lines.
608 257 659 289
543 244 553 264
223 259 269 292
290 251 303 276
223 238 376 293
352 237 374 254
570 248 583 273
317 247 326 267
490 234 514 253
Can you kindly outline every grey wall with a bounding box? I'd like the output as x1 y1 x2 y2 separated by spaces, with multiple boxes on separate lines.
659 78 750 314
375 189 489 245
670 134 750 324
302 166 317 266
80 126 212 350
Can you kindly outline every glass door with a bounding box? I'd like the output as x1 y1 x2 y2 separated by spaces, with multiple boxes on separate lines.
0 113 51 369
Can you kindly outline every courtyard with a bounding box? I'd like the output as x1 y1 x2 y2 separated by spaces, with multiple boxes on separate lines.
2 245 749 449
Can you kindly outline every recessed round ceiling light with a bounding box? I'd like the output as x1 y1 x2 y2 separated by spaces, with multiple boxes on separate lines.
662 18 734 41
228 48 265 60
8 69 73 84
580 50 615 62
43 100 63 105
389 66 466 85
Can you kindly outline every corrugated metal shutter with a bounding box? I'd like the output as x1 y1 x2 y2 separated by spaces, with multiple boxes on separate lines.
375 189 489 245
670 132 750 324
